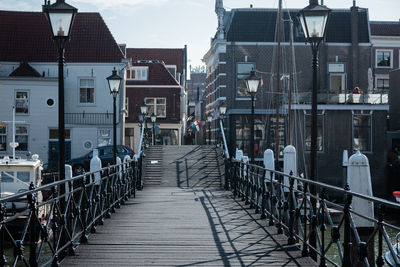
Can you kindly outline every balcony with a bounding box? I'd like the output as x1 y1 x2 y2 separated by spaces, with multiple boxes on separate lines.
293 90 388 105
65 113 113 125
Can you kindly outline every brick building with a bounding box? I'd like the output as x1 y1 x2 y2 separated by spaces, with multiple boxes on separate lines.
204 1 392 195
123 48 187 151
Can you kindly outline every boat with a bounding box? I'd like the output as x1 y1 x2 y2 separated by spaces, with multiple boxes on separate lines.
0 154 42 212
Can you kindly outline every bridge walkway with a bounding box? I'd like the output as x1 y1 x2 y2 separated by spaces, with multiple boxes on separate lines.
61 145 317 266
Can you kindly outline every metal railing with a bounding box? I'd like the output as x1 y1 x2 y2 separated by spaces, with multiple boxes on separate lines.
227 160 400 267
65 113 113 125
219 118 231 190
0 160 141 266
293 92 388 105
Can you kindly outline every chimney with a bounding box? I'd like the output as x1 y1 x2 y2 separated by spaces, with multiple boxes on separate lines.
351 4 359 89
250 4 253 8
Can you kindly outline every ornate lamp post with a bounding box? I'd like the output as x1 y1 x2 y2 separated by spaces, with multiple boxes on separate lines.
245 70 260 163
150 113 157 145
107 68 122 165
44 0 77 194
140 101 148 144
207 114 213 145
297 0 330 260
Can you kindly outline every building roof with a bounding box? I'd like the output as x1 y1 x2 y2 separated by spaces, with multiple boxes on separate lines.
225 8 370 43
126 48 185 73
0 10 124 63
126 62 180 86
10 62 42 77
370 21 400 36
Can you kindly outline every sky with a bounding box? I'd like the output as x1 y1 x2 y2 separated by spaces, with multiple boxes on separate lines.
1 0 399 69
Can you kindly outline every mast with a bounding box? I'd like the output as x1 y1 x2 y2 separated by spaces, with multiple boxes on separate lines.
274 0 282 161
288 20 294 145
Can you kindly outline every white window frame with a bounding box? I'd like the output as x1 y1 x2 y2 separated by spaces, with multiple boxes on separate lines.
125 97 129 118
375 49 393 68
15 90 29 115
98 128 112 147
78 78 96 105
15 125 28 152
127 66 149 81
165 65 177 79
375 74 390 92
352 111 372 153
329 73 346 92
144 97 166 118
304 110 325 152
0 124 6 152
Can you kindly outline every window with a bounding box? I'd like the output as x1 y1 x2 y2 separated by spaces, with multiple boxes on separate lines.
0 125 6 151
17 172 30 183
1 171 14 183
236 63 255 97
353 113 371 152
125 97 129 118
236 115 267 158
376 78 389 92
305 113 324 151
145 98 166 117
98 129 112 147
15 125 28 151
49 129 71 139
79 78 95 104
330 74 346 92
15 91 29 114
127 67 148 81
376 50 392 68
125 128 134 149
166 65 177 79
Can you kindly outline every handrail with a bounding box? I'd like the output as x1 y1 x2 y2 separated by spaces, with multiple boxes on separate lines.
227 159 400 267
219 119 230 159
0 159 140 266
137 121 146 158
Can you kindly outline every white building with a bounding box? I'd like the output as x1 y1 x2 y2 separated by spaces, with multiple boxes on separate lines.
0 11 126 167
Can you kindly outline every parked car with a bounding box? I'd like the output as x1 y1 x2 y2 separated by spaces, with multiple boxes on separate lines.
70 145 134 175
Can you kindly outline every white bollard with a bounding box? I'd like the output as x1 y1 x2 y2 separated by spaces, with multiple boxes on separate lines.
235 149 243 161
264 149 274 181
342 150 349 188
347 151 374 228
283 145 297 192
90 149 102 185
65 164 72 197
116 156 122 181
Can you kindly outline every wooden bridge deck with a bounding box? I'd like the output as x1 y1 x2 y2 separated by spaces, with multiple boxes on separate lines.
61 146 317 266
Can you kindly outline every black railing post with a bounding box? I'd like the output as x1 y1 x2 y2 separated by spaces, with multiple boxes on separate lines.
260 169 267 220
288 172 296 245
302 181 309 257
319 188 327 267
249 165 254 208
343 191 353 267
224 158 230 190
268 170 274 226
0 203 6 266
376 205 385 267
80 175 88 244
28 183 38 267
233 161 238 198
277 172 283 235
255 167 260 214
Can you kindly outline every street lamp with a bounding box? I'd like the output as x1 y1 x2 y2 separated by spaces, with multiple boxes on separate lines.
107 67 122 165
245 70 260 162
219 105 227 118
297 0 330 260
150 113 157 145
44 0 77 192
140 101 148 116
207 114 213 145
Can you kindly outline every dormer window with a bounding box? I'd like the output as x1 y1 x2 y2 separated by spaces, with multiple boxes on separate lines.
166 65 177 79
127 67 148 81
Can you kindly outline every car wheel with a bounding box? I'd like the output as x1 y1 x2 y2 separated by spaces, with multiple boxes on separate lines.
73 165 85 175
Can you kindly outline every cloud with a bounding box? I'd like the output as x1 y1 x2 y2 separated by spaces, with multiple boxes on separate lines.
0 1 37 11
71 0 169 10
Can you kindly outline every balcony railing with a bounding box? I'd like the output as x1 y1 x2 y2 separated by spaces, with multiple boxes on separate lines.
65 112 114 125
293 91 388 105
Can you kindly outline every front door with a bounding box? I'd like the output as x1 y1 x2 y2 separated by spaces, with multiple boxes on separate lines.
48 141 72 170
